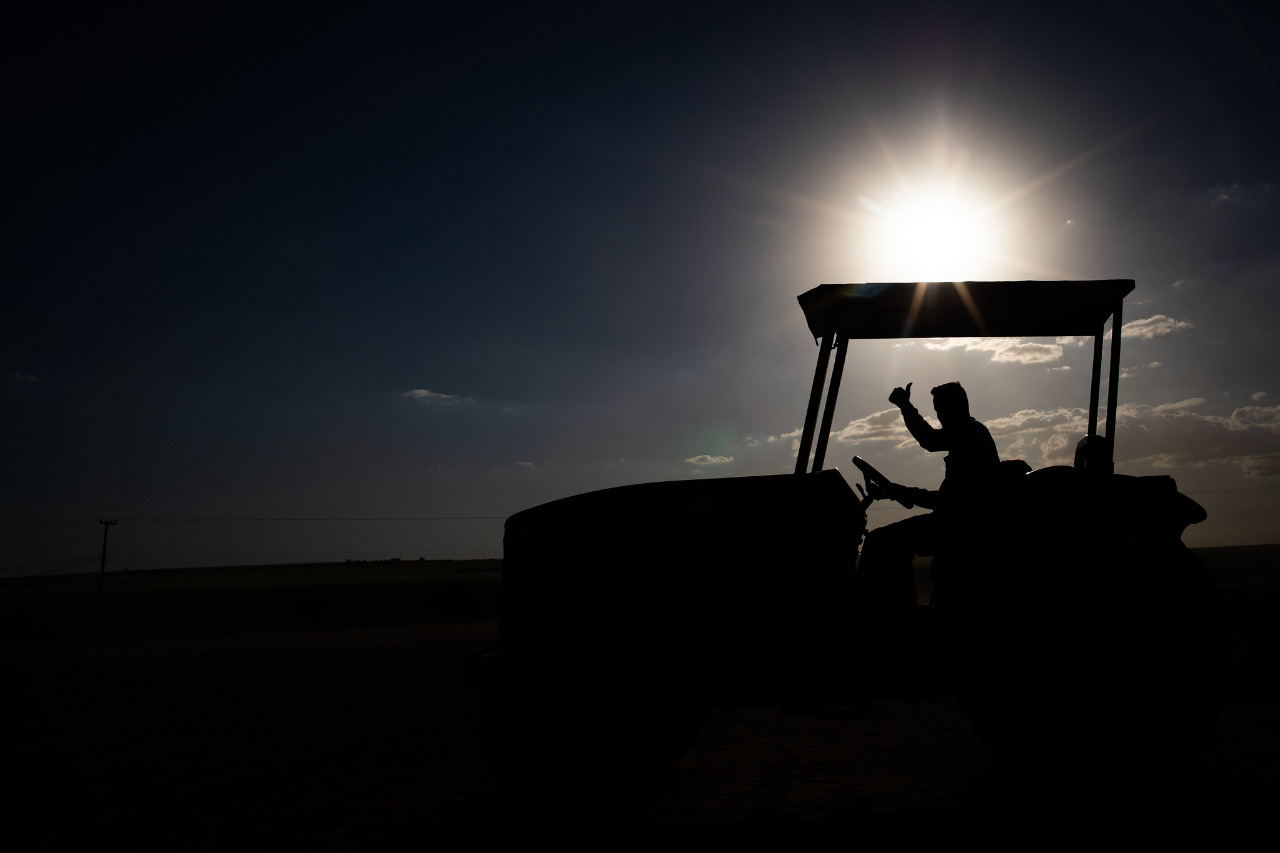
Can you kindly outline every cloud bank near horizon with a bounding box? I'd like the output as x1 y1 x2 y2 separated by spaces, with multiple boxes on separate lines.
830 399 1280 479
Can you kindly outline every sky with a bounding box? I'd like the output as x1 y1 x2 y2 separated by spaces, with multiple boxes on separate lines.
4 0 1280 573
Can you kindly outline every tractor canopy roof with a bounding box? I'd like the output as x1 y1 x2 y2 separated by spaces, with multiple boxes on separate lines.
797 280 1135 341
793 279 1135 476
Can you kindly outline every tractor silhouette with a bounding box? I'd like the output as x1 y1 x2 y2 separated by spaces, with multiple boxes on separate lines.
472 280 1228 784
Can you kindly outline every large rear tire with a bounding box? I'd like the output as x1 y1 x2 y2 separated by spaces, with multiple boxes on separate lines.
934 536 1228 771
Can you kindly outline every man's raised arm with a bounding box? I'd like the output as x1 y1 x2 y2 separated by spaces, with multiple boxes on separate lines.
890 382 948 452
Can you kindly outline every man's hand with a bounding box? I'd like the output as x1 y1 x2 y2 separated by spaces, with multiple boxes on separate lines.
866 477 889 502
889 382 913 408
865 479 915 509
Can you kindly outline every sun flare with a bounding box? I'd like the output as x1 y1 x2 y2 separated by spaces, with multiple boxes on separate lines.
860 188 1001 282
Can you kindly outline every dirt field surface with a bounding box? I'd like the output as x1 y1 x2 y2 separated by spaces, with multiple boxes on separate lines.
3 558 1277 851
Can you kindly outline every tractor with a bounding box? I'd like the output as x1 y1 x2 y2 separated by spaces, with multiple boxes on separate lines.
472 280 1228 783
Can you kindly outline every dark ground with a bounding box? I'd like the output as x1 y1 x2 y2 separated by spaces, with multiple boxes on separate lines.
2 555 1276 851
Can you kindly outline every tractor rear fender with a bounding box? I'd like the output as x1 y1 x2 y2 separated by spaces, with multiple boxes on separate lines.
501 468 865 703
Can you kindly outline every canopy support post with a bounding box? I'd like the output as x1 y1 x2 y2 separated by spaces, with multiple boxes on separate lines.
1087 330 1104 437
811 334 848 472
1103 298 1123 470
795 332 834 475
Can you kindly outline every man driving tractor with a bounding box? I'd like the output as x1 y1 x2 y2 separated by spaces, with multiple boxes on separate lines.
856 381 1000 617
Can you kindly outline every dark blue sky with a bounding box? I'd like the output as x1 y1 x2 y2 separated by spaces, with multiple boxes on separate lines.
5 1 1280 570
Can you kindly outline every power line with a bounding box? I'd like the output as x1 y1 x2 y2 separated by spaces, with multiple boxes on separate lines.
0 555 100 573
48 559 103 575
1184 486 1280 495
106 548 503 560
112 516 507 522
1 516 506 530
0 520 98 531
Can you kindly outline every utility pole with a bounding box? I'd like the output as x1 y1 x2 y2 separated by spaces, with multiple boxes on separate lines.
98 519 117 594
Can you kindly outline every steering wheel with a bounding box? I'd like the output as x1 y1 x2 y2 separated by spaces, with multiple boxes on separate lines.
852 456 915 509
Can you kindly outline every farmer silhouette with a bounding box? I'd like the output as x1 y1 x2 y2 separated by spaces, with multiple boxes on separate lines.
856 381 999 622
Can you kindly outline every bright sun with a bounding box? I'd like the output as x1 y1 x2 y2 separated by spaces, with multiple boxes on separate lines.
861 189 1001 282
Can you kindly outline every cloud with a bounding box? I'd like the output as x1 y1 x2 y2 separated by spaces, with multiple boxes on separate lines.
1150 398 1205 413
1254 392 1269 402
757 428 801 445
922 337 1064 364
828 396 1280 480
1235 456 1280 479
514 461 535 468
1223 404 1280 431
1113 401 1280 477
985 407 1088 438
1121 361 1163 379
1204 182 1276 209
985 398 1280 478
10 373 38 383
832 408 914 446
686 454 733 465
1119 315 1194 340
402 389 472 404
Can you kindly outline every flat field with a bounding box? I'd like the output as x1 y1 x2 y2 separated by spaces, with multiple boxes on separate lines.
2 554 1276 851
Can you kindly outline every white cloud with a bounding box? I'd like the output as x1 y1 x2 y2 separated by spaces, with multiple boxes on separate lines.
1150 398 1206 414
1113 401 1280 477
1224 404 1280 431
985 398 1280 478
1253 392 1269 402
1039 431 1075 465
1119 315 1194 340
833 399 1280 479
515 461 535 468
985 407 1088 437
920 339 974 352
10 373 38 383
1122 362 1163 379
832 407 913 446
922 337 1064 364
402 389 472 404
1235 456 1280 478
686 454 733 465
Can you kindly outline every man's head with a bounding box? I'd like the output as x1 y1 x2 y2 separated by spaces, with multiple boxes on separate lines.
931 381 970 426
